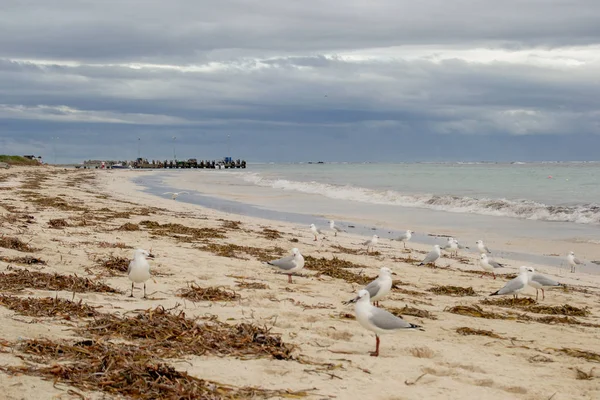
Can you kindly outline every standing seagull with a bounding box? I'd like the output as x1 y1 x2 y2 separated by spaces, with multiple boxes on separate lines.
363 234 379 253
489 266 532 298
343 267 394 307
163 191 189 200
527 268 564 300
394 230 414 249
567 251 583 273
329 220 345 236
476 240 492 254
418 245 441 267
348 289 423 357
479 254 504 279
128 248 154 298
266 248 305 283
309 223 324 241
442 237 459 257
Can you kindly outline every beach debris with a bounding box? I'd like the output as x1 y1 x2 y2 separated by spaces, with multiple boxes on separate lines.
574 367 596 380
198 242 285 262
81 306 295 360
445 305 509 320
117 222 140 231
18 191 86 211
304 256 374 284
0 268 119 293
331 244 362 255
2 338 307 399
455 327 503 338
428 285 477 297
219 219 242 230
0 236 35 252
97 255 130 274
178 283 240 302
481 298 590 317
48 218 70 229
140 220 227 240
236 280 269 290
0 255 46 265
0 295 99 319
260 227 283 240
556 348 600 363
386 305 437 320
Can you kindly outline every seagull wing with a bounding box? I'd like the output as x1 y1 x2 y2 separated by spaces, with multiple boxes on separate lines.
369 308 422 331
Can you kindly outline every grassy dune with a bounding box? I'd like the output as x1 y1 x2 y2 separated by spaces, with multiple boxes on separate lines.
0 155 40 166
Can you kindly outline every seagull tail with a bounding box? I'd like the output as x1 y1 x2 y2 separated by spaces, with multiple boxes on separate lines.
409 323 424 331
417 262 424 266
489 290 500 296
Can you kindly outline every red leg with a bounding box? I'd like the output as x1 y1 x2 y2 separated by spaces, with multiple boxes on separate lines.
288 274 292 284
542 289 545 300
370 335 380 357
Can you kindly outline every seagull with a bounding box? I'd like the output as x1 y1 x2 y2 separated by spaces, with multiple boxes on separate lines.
476 240 492 254
363 234 379 253
393 230 413 249
479 254 504 279
163 191 189 200
418 245 441 267
309 223 324 241
128 248 154 298
442 237 458 256
343 267 394 307
329 220 345 236
567 251 583 273
489 266 532 298
527 267 564 300
348 289 423 357
266 248 305 283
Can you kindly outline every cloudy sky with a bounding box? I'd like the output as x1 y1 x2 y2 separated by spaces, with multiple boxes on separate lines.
1 0 600 163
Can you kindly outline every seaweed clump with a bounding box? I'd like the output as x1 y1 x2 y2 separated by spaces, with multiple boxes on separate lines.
197 242 285 262
96 255 130 274
82 307 295 360
177 283 241 302
0 268 119 293
455 327 503 339
0 255 46 265
48 218 70 229
0 295 98 319
236 280 269 290
260 227 282 240
428 285 477 297
0 236 35 252
140 220 226 241
481 298 590 317
304 256 374 285
386 305 437 320
117 222 140 231
1 338 306 399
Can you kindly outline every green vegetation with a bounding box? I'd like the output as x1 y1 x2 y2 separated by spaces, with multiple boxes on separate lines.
0 155 40 166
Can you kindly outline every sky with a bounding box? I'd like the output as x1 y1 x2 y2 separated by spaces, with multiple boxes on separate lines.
1 0 600 163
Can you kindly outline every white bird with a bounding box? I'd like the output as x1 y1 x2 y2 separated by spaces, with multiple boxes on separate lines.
363 234 379 253
567 251 583 273
128 248 154 298
442 237 459 256
476 240 492 254
490 266 532 298
418 245 441 266
479 254 504 279
329 220 345 236
309 223 324 241
266 248 305 283
343 267 394 307
394 230 413 249
163 191 189 200
527 267 564 300
348 289 423 357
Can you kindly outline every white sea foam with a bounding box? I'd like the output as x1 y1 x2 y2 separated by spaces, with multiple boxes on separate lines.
241 172 600 225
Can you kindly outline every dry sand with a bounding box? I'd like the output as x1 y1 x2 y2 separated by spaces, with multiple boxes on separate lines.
0 166 599 400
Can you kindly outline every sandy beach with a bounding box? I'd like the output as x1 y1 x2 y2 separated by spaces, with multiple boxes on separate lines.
0 166 599 400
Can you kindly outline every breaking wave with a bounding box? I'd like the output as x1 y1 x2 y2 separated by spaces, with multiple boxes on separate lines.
241 173 600 225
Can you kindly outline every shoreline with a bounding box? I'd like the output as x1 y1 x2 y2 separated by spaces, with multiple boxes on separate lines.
0 166 599 400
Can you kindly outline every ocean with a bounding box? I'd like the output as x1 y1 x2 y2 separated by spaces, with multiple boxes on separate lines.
134 162 600 270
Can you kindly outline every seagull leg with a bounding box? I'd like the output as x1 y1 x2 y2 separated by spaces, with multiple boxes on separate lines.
143 283 147 299
130 282 134 298
535 289 539 301
370 335 380 357
288 274 292 284
542 289 545 300
313 235 318 242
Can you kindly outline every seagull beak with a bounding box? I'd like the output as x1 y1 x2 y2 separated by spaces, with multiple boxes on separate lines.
347 295 360 303
147 253 155 259
392 272 398 275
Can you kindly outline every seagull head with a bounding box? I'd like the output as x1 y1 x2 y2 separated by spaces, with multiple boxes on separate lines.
380 267 395 276
310 223 316 229
373 234 379 239
134 248 154 259
569 251 575 256
348 289 371 304
480 253 487 260
291 248 300 256
476 240 483 245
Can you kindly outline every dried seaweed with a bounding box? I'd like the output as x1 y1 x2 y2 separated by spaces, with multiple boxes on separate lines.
336 312 355 320
556 348 600 363
428 285 477 297
97 255 130 274
0 295 98 319
481 298 590 317
178 284 241 302
455 327 503 338
304 256 374 284
386 305 437 320
330 245 362 255
141 220 227 240
0 268 119 293
48 218 70 229
574 367 596 380
19 192 86 211
94 241 133 249
220 219 242 230
0 255 46 265
197 242 285 262
117 222 140 231
2 338 307 399
259 227 282 240
0 236 35 252
445 305 510 320
82 307 295 360
236 281 269 290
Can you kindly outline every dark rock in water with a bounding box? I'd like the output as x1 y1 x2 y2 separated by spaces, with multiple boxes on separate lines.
348 225 355 228
371 227 376 230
